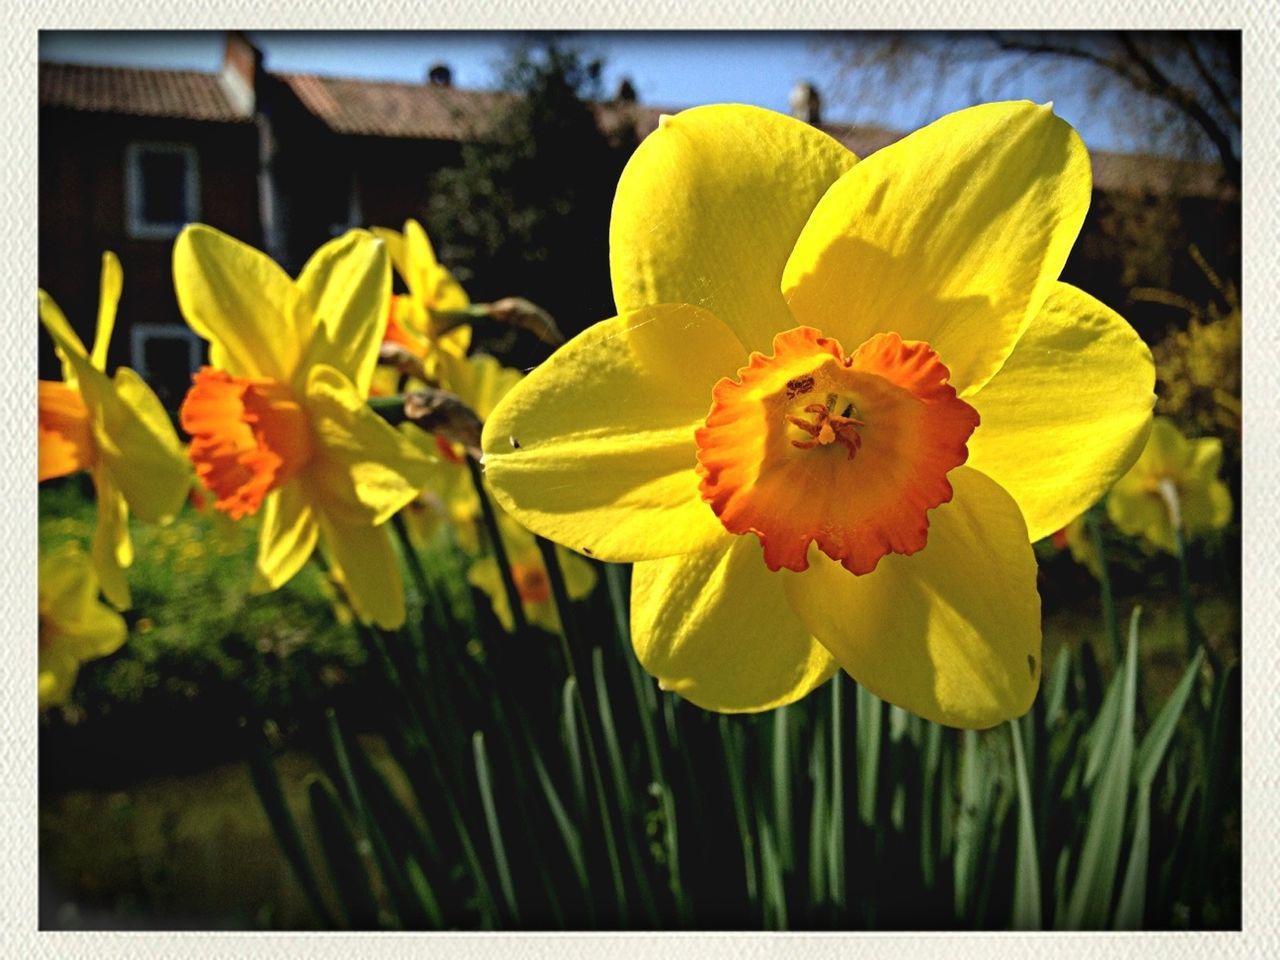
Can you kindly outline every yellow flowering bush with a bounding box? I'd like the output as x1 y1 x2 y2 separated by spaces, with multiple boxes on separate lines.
481 102 1155 728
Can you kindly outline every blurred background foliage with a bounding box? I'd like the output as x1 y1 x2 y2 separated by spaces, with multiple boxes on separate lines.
39 34 1240 932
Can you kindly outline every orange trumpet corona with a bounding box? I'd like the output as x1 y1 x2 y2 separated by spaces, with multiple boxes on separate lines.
695 327 980 576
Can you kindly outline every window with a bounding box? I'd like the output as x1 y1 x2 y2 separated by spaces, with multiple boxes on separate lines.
130 324 204 410
125 142 200 239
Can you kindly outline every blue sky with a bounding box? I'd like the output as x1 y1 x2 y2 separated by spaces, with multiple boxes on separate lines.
39 31 1213 158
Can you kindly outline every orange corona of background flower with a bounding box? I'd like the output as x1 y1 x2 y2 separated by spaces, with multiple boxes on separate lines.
480 102 1156 728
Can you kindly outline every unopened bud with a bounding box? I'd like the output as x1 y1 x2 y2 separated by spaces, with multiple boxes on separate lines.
403 387 484 459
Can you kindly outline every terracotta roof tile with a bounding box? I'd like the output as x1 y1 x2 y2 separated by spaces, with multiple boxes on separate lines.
278 72 511 140
39 62 249 123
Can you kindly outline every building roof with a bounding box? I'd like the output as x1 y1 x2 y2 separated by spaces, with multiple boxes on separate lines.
277 72 510 140
39 62 250 123
40 60 1232 200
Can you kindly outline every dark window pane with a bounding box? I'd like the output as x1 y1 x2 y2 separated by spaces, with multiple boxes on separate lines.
139 151 188 225
142 335 199 410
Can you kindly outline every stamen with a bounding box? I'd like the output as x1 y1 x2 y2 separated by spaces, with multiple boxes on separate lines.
786 401 866 459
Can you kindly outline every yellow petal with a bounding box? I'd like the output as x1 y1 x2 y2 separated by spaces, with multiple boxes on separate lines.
966 283 1155 541
38 290 87 389
252 483 319 592
783 101 1091 395
404 218 470 312
40 546 101 619
611 104 857 354
318 511 406 629
304 364 436 525
783 466 1041 729
1179 435 1233 536
371 227 409 283
632 533 838 713
481 304 744 562
558 546 597 601
173 224 310 383
296 230 391 396
1106 481 1174 554
95 367 192 523
437 351 523 421
38 545 127 710
91 252 123 372
90 471 132 610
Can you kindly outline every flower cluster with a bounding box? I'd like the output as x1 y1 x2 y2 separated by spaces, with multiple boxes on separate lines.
38 102 1172 730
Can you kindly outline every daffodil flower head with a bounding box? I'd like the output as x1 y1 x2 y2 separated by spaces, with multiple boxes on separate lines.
1106 416 1232 554
467 512 597 634
480 102 1155 728
39 544 128 708
371 218 471 385
38 253 191 609
174 225 436 628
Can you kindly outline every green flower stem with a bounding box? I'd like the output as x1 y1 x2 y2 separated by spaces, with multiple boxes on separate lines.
1171 523 1208 665
534 535 581 681
390 512 432 603
1085 508 1122 668
1158 479 1212 669
367 393 408 424
465 454 529 636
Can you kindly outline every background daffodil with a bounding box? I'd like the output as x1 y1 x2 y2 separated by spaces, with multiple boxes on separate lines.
467 512 597 634
481 102 1155 728
371 218 472 386
400 351 525 553
39 544 128 709
1106 415 1232 553
174 225 435 629
39 253 191 608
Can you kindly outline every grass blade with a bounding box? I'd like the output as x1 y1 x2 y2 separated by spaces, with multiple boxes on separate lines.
561 676 588 816
1135 649 1203 789
720 715 759 908
1009 719 1042 929
807 710 830 909
1113 783 1152 929
1061 606 1140 929
243 719 337 929
855 682 881 828
472 731 520 924
592 647 659 924
772 704 793 871
758 814 788 930
307 776 383 929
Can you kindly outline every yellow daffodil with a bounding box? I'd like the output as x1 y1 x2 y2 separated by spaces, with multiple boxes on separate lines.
481 102 1155 728
39 544 128 708
371 218 471 386
1106 416 1231 554
468 513 597 634
39 253 191 608
174 225 435 628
